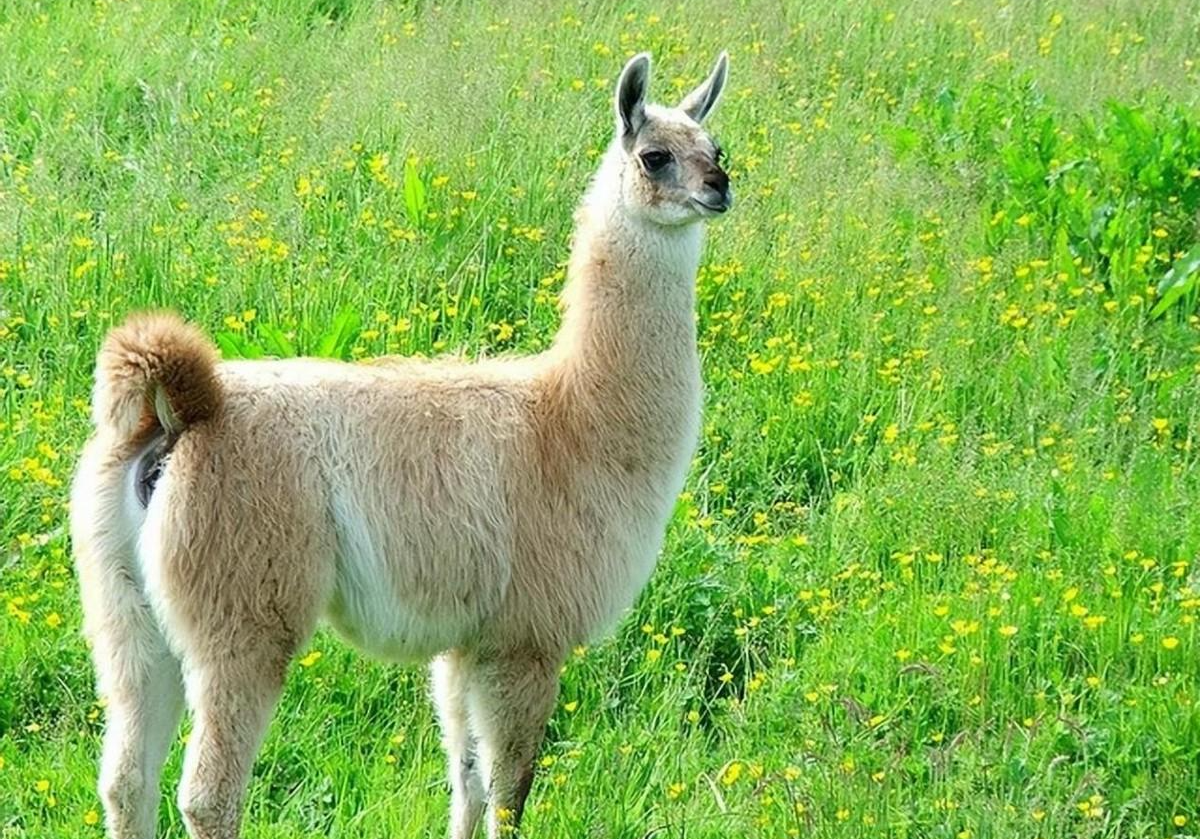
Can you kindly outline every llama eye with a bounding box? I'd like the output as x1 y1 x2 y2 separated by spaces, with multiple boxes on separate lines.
639 150 673 172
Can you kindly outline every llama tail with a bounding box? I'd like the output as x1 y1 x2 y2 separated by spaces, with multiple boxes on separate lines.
92 311 223 440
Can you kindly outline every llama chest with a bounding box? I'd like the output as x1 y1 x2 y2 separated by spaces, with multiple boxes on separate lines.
556 419 700 642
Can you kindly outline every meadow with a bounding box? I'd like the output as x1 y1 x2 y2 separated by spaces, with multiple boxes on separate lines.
3 0 1200 836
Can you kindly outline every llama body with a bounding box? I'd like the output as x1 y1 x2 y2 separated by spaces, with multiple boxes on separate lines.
72 51 730 839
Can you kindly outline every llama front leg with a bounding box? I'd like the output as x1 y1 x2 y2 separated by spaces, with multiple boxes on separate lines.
176 654 288 839
467 653 560 838
432 651 487 839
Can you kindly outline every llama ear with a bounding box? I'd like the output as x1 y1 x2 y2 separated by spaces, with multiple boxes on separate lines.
615 53 651 139
679 51 729 123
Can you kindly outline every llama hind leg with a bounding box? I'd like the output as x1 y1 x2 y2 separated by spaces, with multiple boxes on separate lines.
175 648 291 839
73 469 185 837
432 651 487 839
165 550 324 838
92 609 185 839
160 543 323 838
143 457 331 837
467 652 560 838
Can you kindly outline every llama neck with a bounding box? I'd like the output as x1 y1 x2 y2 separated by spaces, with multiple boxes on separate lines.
549 148 704 439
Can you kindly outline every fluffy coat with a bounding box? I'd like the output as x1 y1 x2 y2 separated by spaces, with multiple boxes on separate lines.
71 51 731 839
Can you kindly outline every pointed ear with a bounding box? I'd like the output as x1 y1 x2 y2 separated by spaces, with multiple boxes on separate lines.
615 52 651 139
679 51 729 123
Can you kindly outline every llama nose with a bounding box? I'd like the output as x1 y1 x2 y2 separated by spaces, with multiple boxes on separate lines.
704 169 730 195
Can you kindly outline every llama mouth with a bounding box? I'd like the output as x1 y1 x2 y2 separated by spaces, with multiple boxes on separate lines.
691 197 730 215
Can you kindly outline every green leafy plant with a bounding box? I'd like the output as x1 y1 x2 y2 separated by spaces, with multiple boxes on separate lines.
215 306 360 361
898 78 1200 314
1150 243 1200 319
403 157 427 228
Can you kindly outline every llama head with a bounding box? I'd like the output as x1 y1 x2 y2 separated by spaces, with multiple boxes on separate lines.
612 51 731 226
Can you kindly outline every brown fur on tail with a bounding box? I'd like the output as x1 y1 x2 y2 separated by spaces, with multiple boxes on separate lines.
93 312 223 439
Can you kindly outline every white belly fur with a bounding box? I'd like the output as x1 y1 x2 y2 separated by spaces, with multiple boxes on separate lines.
323 488 458 661
320 468 512 662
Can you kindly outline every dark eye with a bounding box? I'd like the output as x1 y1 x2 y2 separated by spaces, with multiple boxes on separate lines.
640 149 673 172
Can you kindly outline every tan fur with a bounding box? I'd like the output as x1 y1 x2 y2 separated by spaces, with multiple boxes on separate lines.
72 52 731 839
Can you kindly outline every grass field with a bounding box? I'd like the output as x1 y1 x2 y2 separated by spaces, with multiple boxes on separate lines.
3 0 1200 836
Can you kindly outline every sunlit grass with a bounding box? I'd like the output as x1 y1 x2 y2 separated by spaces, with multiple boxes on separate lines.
3 0 1200 836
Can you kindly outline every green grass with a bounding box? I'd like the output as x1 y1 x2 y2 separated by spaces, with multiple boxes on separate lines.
3 0 1200 836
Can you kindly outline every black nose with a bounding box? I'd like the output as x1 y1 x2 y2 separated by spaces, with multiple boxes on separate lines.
705 169 730 194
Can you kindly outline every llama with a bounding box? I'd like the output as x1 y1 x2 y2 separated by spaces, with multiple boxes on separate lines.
70 50 731 839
